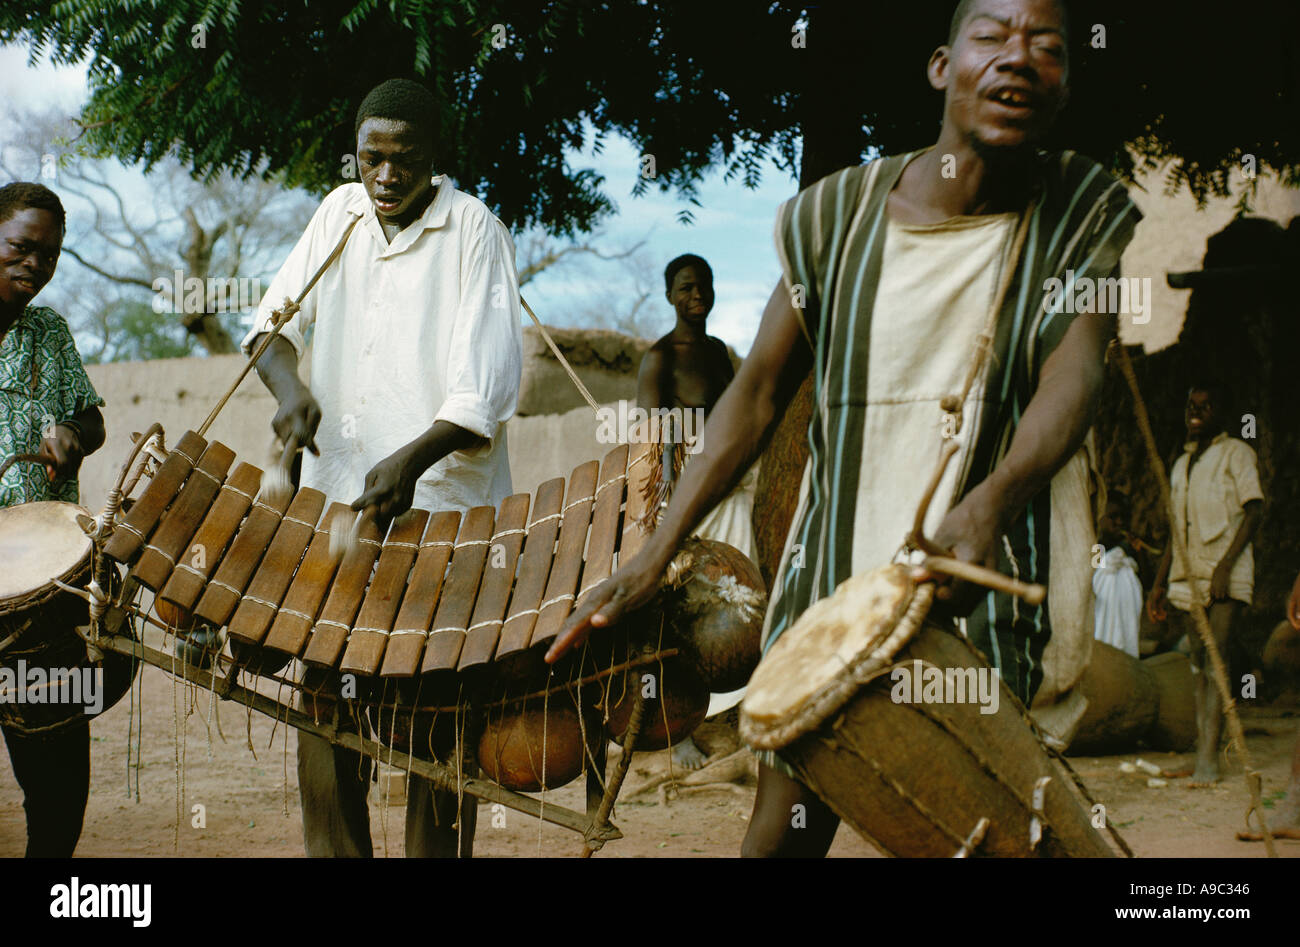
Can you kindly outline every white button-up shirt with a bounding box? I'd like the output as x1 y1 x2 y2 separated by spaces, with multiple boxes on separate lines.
1168 432 1264 609
242 177 521 515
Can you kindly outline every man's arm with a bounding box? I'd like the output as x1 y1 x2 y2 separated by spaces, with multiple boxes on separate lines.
547 280 811 661
252 334 321 454
38 405 105 481
1210 498 1262 600
351 420 485 528
636 347 668 409
922 310 1114 603
1148 544 1173 622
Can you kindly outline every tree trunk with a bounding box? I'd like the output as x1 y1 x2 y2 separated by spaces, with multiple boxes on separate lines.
180 207 239 355
751 5 867 589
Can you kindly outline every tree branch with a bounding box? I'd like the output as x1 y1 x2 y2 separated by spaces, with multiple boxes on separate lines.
61 246 155 290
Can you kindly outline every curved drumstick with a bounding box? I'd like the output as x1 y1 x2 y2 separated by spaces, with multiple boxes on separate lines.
0 453 47 481
906 440 1045 606
907 440 959 557
920 555 1046 607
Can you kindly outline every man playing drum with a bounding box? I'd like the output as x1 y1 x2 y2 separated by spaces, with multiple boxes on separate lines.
0 182 107 856
550 0 1142 856
244 79 522 857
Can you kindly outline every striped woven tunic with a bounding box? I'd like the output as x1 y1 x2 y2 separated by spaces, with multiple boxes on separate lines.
764 149 1142 706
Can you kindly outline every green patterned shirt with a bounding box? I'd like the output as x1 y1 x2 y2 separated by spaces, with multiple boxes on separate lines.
0 305 104 508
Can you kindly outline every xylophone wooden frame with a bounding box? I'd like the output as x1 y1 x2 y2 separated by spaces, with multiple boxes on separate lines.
80 424 675 856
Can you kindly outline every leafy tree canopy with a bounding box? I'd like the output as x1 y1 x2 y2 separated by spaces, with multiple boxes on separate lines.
3 1 1297 236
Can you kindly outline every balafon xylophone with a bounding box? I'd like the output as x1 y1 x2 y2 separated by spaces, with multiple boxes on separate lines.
101 430 655 683
87 425 766 852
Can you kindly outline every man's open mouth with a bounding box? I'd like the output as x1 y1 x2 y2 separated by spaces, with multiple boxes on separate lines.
374 196 402 213
10 275 38 292
988 87 1035 110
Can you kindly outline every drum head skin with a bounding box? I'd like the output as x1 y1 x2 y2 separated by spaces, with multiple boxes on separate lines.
742 564 921 750
0 502 92 605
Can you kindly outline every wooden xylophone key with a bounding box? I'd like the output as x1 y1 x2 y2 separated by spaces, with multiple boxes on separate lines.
103 430 208 564
494 477 564 664
572 444 629 612
379 511 461 678
159 463 263 614
457 492 531 673
619 438 654 563
338 509 431 677
131 441 236 591
226 488 327 648
299 513 385 669
527 459 600 652
261 501 351 660
192 480 294 627
419 506 496 675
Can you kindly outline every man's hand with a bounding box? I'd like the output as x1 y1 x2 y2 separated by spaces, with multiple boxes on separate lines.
272 387 322 456
1147 584 1169 624
38 424 85 482
352 446 420 531
546 545 673 663
1209 561 1232 601
912 479 1006 614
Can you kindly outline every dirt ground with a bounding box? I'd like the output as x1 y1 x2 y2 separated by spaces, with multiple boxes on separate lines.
0 634 1296 858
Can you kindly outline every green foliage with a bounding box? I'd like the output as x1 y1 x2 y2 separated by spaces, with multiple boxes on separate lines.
84 299 202 363
3 1 1298 235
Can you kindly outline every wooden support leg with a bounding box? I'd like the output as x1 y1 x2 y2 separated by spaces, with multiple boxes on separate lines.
582 683 645 857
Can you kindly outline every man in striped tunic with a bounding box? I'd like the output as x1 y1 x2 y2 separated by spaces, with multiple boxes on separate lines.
551 0 1142 856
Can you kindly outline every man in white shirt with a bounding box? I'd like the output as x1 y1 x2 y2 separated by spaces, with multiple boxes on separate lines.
1148 383 1263 786
244 79 522 856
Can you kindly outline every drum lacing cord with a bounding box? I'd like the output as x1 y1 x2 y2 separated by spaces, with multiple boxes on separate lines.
948 628 1137 857
814 722 971 854
1112 341 1276 857
899 697 1079 855
50 577 110 660
538 674 550 857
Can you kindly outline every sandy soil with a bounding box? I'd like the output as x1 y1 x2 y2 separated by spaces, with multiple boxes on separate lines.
0 636 1295 859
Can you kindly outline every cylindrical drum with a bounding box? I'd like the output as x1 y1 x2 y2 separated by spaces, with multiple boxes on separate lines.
0 502 137 734
741 564 1119 857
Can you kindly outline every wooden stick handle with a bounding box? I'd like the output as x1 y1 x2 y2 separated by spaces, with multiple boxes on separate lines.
921 555 1046 606
278 431 302 471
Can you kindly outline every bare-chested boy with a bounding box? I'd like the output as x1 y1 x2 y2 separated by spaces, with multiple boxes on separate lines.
638 254 758 768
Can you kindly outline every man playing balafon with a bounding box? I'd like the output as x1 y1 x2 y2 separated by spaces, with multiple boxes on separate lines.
245 79 522 857
548 0 1142 856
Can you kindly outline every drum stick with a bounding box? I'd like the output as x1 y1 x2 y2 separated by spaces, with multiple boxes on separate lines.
260 432 301 505
920 555 1046 606
329 504 376 561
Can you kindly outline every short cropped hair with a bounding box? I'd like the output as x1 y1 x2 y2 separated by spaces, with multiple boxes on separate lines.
1188 380 1234 422
0 181 65 234
663 254 712 294
948 0 1071 46
354 79 439 145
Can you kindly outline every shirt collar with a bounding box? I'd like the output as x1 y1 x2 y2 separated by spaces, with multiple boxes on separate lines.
1183 431 1228 454
350 175 453 254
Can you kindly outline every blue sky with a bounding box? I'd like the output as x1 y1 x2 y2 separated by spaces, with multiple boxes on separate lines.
0 45 794 356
